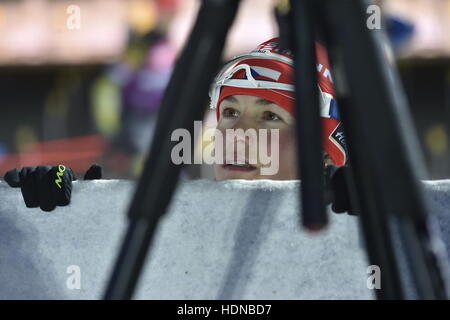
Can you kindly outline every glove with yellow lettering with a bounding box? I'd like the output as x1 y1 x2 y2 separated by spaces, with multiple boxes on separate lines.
4 164 101 212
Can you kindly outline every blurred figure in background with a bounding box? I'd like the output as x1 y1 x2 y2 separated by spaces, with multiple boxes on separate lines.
106 35 176 177
91 0 179 178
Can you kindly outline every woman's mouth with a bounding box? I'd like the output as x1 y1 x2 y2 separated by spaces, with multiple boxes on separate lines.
221 163 257 172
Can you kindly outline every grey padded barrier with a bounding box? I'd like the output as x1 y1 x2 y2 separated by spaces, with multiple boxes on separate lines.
0 179 449 299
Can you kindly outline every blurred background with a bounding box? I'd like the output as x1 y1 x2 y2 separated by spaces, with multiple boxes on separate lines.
0 0 449 179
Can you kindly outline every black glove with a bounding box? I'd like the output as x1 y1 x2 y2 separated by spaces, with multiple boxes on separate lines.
324 165 357 215
4 164 102 212
83 164 102 180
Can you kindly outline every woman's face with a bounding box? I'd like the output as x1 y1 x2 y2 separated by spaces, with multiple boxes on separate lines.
214 94 298 181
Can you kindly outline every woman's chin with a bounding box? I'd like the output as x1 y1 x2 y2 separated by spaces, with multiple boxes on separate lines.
214 164 260 181
214 164 298 181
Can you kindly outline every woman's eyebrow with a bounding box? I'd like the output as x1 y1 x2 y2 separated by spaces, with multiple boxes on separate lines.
223 96 238 103
255 98 276 106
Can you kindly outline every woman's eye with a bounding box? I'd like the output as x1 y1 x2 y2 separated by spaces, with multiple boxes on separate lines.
222 107 240 118
262 111 282 121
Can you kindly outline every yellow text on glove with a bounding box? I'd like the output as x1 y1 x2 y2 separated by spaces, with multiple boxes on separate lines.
55 165 66 189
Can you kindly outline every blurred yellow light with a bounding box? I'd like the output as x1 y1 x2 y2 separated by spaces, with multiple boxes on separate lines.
425 123 448 156
91 75 121 137
131 153 145 177
128 0 158 35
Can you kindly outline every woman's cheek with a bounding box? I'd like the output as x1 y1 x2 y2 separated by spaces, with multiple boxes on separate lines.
266 128 293 156
270 128 298 179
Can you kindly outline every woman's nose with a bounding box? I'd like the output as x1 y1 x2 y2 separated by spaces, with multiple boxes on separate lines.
230 114 260 131
226 116 261 153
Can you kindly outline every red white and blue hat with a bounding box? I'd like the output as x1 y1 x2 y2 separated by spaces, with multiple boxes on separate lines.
209 38 347 166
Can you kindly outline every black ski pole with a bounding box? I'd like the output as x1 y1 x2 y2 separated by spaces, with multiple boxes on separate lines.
320 0 449 299
103 0 241 300
290 0 328 231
